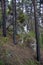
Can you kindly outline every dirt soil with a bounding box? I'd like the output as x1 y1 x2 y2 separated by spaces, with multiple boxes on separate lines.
0 35 43 65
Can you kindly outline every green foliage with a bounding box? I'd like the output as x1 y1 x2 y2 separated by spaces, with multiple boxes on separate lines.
23 31 35 46
7 5 12 14
8 28 13 36
25 31 35 41
27 31 35 37
17 31 35 45
18 12 25 23
0 31 2 35
2 37 9 43
0 60 5 65
0 37 9 45
8 5 12 11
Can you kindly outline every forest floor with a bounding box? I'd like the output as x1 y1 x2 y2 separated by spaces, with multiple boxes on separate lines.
0 32 43 65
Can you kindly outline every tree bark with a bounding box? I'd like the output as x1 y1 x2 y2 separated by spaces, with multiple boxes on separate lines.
12 0 17 44
1 0 6 37
32 0 40 61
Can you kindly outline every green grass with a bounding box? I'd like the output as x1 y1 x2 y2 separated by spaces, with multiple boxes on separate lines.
20 59 40 65
25 59 40 65
28 31 35 37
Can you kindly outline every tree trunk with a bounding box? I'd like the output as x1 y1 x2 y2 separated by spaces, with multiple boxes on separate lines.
32 0 40 61
1 0 6 37
12 0 17 44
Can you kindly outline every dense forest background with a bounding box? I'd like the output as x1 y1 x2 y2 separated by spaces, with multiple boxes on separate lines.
0 0 43 65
